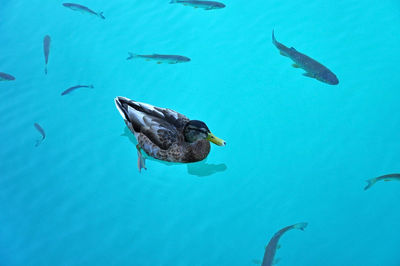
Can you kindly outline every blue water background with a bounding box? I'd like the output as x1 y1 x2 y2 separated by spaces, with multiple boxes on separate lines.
1 0 400 265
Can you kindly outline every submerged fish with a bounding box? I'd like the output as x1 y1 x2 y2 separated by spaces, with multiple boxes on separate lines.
261 222 308 266
0 72 15 81
62 3 105 19
169 0 225 10
272 30 339 85
43 35 51 75
61 84 94 95
364 173 400 190
127 53 191 64
34 123 46 147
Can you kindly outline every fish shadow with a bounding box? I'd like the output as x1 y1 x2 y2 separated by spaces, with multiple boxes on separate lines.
121 127 227 177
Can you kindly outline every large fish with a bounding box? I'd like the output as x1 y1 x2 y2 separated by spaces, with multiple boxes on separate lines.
127 53 191 64
61 84 94 96
169 0 225 10
261 222 308 266
62 3 105 19
272 30 339 85
43 35 51 75
0 72 15 81
34 123 46 147
364 173 400 190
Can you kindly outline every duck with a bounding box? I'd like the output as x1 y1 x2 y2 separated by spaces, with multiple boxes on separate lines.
114 96 226 172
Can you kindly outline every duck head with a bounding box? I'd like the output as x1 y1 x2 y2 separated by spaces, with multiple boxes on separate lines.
184 120 226 146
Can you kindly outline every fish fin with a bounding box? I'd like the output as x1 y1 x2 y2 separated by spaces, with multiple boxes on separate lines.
290 47 297 51
273 258 281 265
157 62 162 64
292 63 300 68
384 179 392 182
303 72 314 78
127 52 138 60
169 0 178 3
251 259 262 265
98 12 105 19
45 66 48 75
279 51 288 57
137 145 147 173
194 6 198 8
364 178 377 190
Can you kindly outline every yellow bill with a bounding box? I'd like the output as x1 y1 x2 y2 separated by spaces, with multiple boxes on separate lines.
206 132 226 146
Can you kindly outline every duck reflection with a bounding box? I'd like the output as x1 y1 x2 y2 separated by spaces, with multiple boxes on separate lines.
121 127 227 177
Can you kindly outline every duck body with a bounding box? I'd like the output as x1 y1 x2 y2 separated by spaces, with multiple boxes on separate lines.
115 97 212 163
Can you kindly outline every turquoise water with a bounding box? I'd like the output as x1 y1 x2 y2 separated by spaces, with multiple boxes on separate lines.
1 0 400 265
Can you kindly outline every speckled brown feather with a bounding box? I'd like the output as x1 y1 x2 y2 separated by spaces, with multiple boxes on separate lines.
117 97 211 163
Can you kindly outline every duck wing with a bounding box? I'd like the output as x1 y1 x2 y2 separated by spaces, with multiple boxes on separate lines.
115 97 190 150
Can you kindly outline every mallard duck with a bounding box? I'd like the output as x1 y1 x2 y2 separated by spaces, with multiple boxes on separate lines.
115 96 226 172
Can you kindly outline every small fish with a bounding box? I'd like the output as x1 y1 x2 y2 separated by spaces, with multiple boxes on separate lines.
169 0 225 10
34 123 46 147
272 30 339 85
43 35 51 75
127 53 191 64
61 84 94 96
62 3 105 19
0 72 15 81
364 173 400 190
261 223 308 266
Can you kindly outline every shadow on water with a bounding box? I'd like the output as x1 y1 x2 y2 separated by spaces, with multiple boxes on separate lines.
121 127 227 177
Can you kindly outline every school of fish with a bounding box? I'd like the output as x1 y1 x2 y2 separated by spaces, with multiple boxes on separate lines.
1 2 398 265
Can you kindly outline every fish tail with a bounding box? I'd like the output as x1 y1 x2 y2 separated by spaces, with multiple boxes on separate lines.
98 12 105 19
45 66 47 75
272 29 277 46
170 0 178 3
292 222 308 231
127 52 139 60
35 139 43 147
364 178 377 190
89 85 94 89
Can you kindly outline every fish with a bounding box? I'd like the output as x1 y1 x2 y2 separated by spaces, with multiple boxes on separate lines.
364 173 400 190
61 85 94 96
62 3 105 19
169 0 225 10
34 123 46 147
43 35 51 75
0 72 15 81
127 53 191 64
261 222 308 266
272 30 339 85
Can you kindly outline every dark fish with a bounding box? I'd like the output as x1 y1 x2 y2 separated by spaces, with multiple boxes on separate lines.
261 222 308 266
364 173 400 190
43 35 51 75
62 3 105 19
34 123 46 147
127 53 191 64
0 72 15 81
272 30 339 85
169 0 225 10
61 84 94 96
